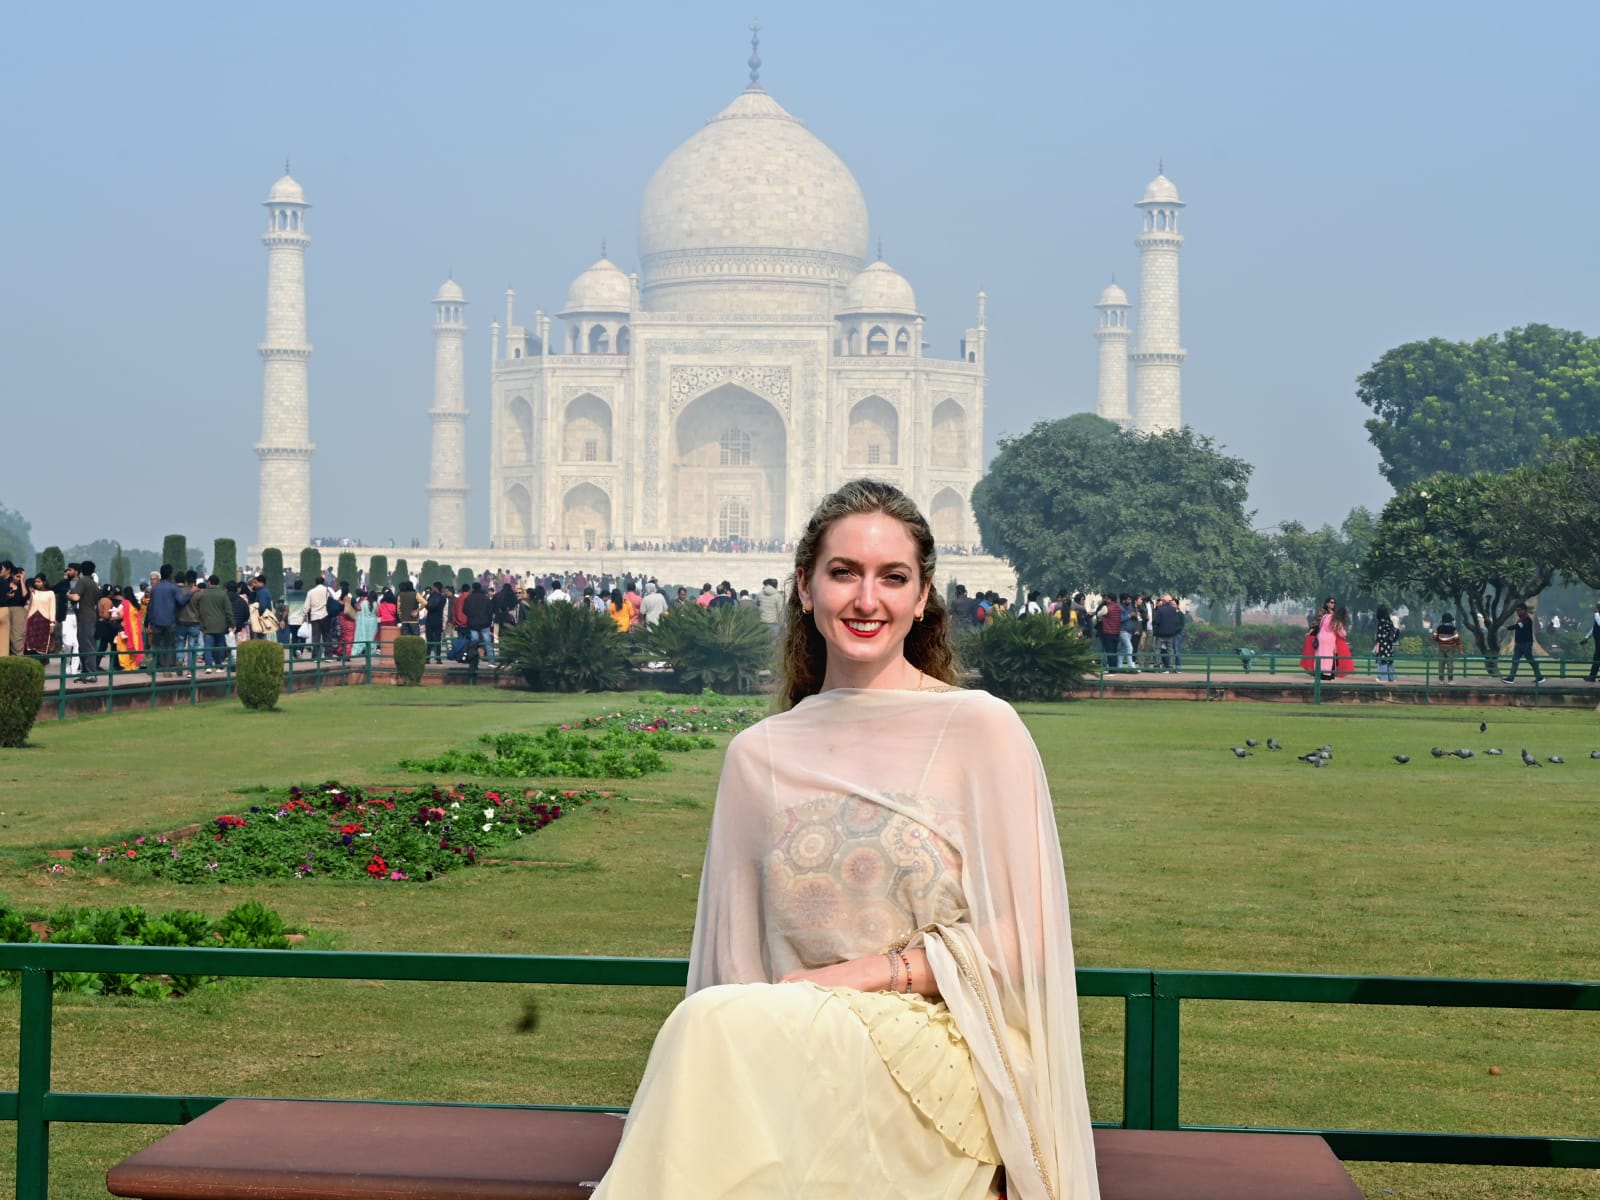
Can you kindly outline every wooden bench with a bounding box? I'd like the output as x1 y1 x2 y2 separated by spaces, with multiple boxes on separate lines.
106 1098 1366 1199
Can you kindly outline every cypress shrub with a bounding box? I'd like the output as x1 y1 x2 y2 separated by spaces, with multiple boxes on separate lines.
456 567 473 589
261 548 285 600
110 545 131 588
634 604 773 694
161 534 187 576
36 546 66 582
496 603 630 692
392 635 428 685
369 555 389 592
438 565 454 591
213 538 239 584
299 547 322 589
420 559 440 588
393 558 409 588
236 641 284 711
337 552 358 590
969 614 1097 701
0 658 46 748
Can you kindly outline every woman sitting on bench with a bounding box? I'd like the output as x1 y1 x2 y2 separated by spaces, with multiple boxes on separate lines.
592 480 1100 1200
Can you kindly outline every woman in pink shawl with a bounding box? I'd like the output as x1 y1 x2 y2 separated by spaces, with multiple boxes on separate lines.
1303 597 1353 681
592 480 1100 1200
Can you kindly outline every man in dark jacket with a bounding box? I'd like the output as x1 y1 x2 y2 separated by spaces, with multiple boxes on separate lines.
424 583 448 662
462 582 493 662
194 576 234 672
1151 595 1183 673
68 561 100 680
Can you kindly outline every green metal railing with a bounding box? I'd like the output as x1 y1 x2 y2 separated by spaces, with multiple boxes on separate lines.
1 944 1596 1197
1087 650 1588 704
33 640 376 719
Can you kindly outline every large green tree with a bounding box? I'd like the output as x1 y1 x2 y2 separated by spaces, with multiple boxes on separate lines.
1269 507 1388 613
971 416 1262 600
1361 472 1553 663
1358 324 1600 489
1506 434 1600 589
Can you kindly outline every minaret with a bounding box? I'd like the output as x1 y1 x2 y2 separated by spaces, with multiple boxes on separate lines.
255 168 314 551
1094 281 1131 427
1129 168 1186 432
427 279 469 549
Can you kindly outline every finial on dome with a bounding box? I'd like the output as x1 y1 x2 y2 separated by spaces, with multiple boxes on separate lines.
1158 157 1164 176
601 238 607 259
748 19 762 87
876 239 883 262
285 158 291 176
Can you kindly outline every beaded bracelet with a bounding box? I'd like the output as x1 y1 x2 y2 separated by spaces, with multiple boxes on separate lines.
886 950 901 993
899 951 913 994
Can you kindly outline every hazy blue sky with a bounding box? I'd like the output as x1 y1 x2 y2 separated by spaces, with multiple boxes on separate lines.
4 1 1596 556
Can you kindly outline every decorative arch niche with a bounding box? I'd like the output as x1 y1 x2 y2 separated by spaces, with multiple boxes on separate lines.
503 396 534 466
930 487 967 546
563 393 612 462
562 483 611 550
847 395 899 467
503 483 533 548
931 399 967 469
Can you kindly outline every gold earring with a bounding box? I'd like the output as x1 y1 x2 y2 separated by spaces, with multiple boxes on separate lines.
914 610 925 621
802 604 813 614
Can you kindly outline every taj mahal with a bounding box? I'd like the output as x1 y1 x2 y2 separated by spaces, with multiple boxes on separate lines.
253 39 1186 584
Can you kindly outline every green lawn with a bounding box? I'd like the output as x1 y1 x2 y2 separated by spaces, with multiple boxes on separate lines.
2 688 1598 1198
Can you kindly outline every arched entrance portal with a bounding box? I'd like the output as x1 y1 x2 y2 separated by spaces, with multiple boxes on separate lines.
562 483 612 551
672 384 786 543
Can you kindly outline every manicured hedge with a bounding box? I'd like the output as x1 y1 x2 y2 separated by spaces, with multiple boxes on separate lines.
237 640 284 711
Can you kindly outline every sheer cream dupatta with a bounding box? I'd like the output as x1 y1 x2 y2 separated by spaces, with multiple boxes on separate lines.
689 688 1100 1200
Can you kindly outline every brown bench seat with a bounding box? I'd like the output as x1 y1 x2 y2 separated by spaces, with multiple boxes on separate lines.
107 1098 1365 1200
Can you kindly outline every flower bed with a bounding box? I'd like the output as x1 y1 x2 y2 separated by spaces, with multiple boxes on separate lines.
0 899 296 999
71 781 598 884
399 726 716 779
578 694 766 736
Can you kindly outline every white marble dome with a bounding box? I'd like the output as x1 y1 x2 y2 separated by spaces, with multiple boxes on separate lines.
840 260 918 314
433 278 465 303
637 86 870 313
561 256 631 313
267 173 305 204
1096 282 1129 306
1140 173 1182 205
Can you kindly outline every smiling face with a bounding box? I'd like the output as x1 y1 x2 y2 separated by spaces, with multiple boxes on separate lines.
795 512 932 691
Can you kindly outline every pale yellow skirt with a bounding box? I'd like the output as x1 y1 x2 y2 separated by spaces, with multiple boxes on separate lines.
591 982 1001 1200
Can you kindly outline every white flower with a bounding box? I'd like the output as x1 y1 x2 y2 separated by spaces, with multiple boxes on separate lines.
482 822 493 832
483 808 495 820
450 801 461 810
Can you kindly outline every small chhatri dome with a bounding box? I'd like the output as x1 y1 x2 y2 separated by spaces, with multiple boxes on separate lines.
1140 172 1183 205
562 256 631 314
839 260 918 315
1096 281 1129 306
434 278 465 303
267 172 305 204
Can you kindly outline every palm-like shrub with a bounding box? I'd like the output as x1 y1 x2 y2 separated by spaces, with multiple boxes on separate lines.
392 635 427 685
0 657 46 747
236 640 284 711
496 602 630 693
635 603 773 694
969 614 1096 701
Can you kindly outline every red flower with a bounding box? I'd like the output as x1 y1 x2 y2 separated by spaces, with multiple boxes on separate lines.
126 849 137 859
339 823 365 836
365 853 388 876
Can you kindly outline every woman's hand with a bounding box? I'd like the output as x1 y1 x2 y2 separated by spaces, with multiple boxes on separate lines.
780 948 939 998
